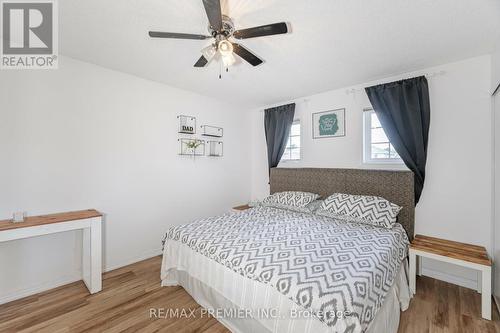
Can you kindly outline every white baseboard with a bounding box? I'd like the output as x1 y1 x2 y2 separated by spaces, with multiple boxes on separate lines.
104 248 162 272
421 267 478 290
0 248 163 306
0 272 82 305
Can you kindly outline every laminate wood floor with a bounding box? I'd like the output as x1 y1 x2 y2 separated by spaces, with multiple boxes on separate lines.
0 256 498 333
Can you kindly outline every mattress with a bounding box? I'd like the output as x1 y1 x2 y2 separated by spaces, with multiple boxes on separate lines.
161 206 410 333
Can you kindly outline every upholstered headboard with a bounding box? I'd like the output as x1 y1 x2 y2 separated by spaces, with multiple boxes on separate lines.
270 168 415 240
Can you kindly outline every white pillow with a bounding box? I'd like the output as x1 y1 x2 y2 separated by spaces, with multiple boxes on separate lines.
316 193 402 229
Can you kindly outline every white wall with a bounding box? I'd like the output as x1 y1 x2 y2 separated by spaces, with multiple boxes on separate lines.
0 53 495 302
493 42 500 92
251 55 493 289
493 39 500 307
0 56 252 303
494 88 500 307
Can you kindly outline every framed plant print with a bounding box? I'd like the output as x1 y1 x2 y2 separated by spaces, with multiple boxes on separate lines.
312 108 345 139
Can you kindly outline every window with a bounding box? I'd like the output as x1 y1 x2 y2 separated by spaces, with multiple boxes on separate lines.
363 109 402 164
281 120 301 161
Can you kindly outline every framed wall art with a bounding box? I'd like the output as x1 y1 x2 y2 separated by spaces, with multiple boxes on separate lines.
177 115 196 134
206 141 223 157
312 108 345 139
201 125 223 137
178 138 205 156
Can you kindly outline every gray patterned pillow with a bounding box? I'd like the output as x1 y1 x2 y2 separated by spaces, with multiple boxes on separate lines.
317 193 402 229
277 199 325 214
262 191 320 211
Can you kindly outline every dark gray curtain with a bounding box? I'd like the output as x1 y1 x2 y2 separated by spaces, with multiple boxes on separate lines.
365 76 430 204
264 103 296 175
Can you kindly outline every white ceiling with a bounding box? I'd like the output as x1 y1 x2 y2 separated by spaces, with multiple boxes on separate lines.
60 0 500 108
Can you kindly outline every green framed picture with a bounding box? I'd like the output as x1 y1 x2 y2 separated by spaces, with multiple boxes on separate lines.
312 108 346 139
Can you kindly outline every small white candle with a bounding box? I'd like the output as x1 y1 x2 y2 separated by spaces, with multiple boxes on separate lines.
12 212 26 223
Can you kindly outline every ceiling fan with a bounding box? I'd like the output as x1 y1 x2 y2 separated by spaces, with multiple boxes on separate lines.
148 0 289 69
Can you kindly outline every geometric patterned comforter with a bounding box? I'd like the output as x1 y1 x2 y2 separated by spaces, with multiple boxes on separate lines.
163 206 409 333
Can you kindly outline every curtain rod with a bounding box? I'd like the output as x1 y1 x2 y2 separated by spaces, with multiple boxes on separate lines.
345 70 446 95
258 98 310 112
259 70 446 111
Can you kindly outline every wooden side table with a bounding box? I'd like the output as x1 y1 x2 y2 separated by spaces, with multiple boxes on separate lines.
409 234 492 320
0 209 103 295
232 204 251 212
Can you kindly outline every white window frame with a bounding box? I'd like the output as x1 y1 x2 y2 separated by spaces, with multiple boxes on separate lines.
363 108 403 165
281 120 301 162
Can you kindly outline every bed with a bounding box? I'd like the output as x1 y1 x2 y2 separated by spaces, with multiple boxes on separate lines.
161 168 415 333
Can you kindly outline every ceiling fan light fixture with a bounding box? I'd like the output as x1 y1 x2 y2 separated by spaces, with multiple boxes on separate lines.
201 45 216 60
218 40 233 56
222 53 236 67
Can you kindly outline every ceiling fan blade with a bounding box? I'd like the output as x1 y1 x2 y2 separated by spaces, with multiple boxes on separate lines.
233 22 288 39
232 43 263 66
194 55 209 67
202 0 222 32
148 31 210 40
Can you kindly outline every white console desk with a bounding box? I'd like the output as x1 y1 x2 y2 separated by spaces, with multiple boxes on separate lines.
0 209 103 294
